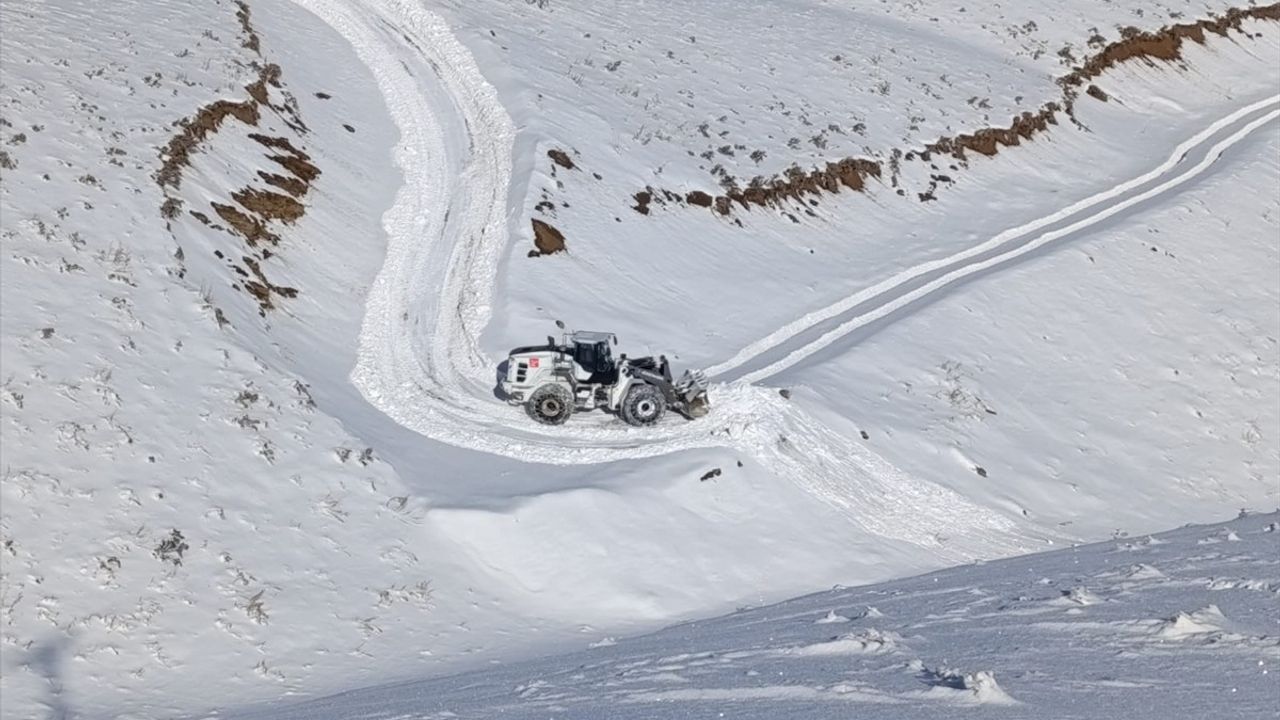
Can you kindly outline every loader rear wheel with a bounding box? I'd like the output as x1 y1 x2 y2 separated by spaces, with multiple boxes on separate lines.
621 384 666 427
527 383 574 425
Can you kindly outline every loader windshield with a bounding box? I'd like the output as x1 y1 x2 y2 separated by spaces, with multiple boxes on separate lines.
573 341 612 374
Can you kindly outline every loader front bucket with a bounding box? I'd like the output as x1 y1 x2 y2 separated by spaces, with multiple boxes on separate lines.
673 369 710 419
683 392 710 418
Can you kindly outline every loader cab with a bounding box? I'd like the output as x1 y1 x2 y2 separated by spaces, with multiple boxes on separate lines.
569 331 618 385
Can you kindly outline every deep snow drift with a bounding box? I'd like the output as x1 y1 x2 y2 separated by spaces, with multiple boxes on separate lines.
226 511 1280 720
0 0 1277 718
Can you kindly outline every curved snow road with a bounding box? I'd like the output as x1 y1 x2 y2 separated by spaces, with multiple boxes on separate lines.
287 0 1274 556
284 0 825 465
284 0 1031 556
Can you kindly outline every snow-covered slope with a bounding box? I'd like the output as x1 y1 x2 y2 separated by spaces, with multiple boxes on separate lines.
1 0 1277 718
435 0 1280 366
225 511 1280 719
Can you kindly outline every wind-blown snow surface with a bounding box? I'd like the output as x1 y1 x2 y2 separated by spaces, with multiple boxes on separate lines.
0 0 1278 718
224 512 1280 719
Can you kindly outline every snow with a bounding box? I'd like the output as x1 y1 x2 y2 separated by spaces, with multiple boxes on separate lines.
435 0 1280 368
717 96 1280 382
0 0 1277 718
222 512 1280 719
782 120 1280 539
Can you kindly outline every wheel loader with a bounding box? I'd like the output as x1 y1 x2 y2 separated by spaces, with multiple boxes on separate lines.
501 324 709 426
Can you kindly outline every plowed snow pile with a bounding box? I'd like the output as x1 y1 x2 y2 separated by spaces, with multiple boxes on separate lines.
0 0 1276 718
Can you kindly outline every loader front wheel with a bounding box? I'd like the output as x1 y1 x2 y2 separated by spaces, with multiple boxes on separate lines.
527 383 574 425
621 384 666 427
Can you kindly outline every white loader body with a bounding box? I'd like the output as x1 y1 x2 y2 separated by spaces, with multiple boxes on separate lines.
501 330 708 426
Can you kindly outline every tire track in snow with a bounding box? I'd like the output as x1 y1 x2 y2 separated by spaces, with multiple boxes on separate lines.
707 95 1280 383
287 0 1271 557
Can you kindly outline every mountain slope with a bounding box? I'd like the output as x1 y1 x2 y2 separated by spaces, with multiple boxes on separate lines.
0 1 1276 718
227 511 1280 719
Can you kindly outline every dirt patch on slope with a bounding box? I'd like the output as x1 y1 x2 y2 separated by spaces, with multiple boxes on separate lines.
919 105 1061 160
156 1 316 314
632 190 653 215
231 187 305 224
244 63 281 106
242 256 298 310
721 158 881 212
529 219 566 256
156 100 260 193
235 0 261 54
548 148 576 170
257 170 307 197
1062 5 1280 90
628 4 1279 221
212 202 280 247
918 4 1279 164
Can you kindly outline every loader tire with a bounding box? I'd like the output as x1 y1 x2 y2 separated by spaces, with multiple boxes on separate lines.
527 383 574 425
621 383 666 427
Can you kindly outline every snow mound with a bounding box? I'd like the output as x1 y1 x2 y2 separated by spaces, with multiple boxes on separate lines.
1154 605 1229 640
788 628 902 656
1054 586 1103 606
1115 535 1168 551
814 610 851 624
1123 563 1168 581
1205 578 1275 593
919 666 1019 706
1198 529 1243 544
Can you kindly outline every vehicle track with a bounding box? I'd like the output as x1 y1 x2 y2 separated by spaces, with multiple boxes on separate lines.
288 0 1275 555
709 96 1280 383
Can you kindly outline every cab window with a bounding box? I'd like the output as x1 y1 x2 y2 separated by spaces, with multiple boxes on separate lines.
574 341 610 372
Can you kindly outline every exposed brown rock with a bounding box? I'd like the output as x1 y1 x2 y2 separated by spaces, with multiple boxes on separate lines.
160 197 183 220
154 58 300 198
248 134 321 186
234 0 261 55
232 187 304 224
531 219 566 255
242 255 297 311
686 190 713 207
257 170 307 197
248 133 307 155
155 1 321 314
924 105 1059 160
244 63 282 105
212 203 280 247
156 100 259 189
632 190 653 215
548 148 575 170
267 153 320 184
630 4 1279 219
1061 4 1280 91
718 157 882 211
